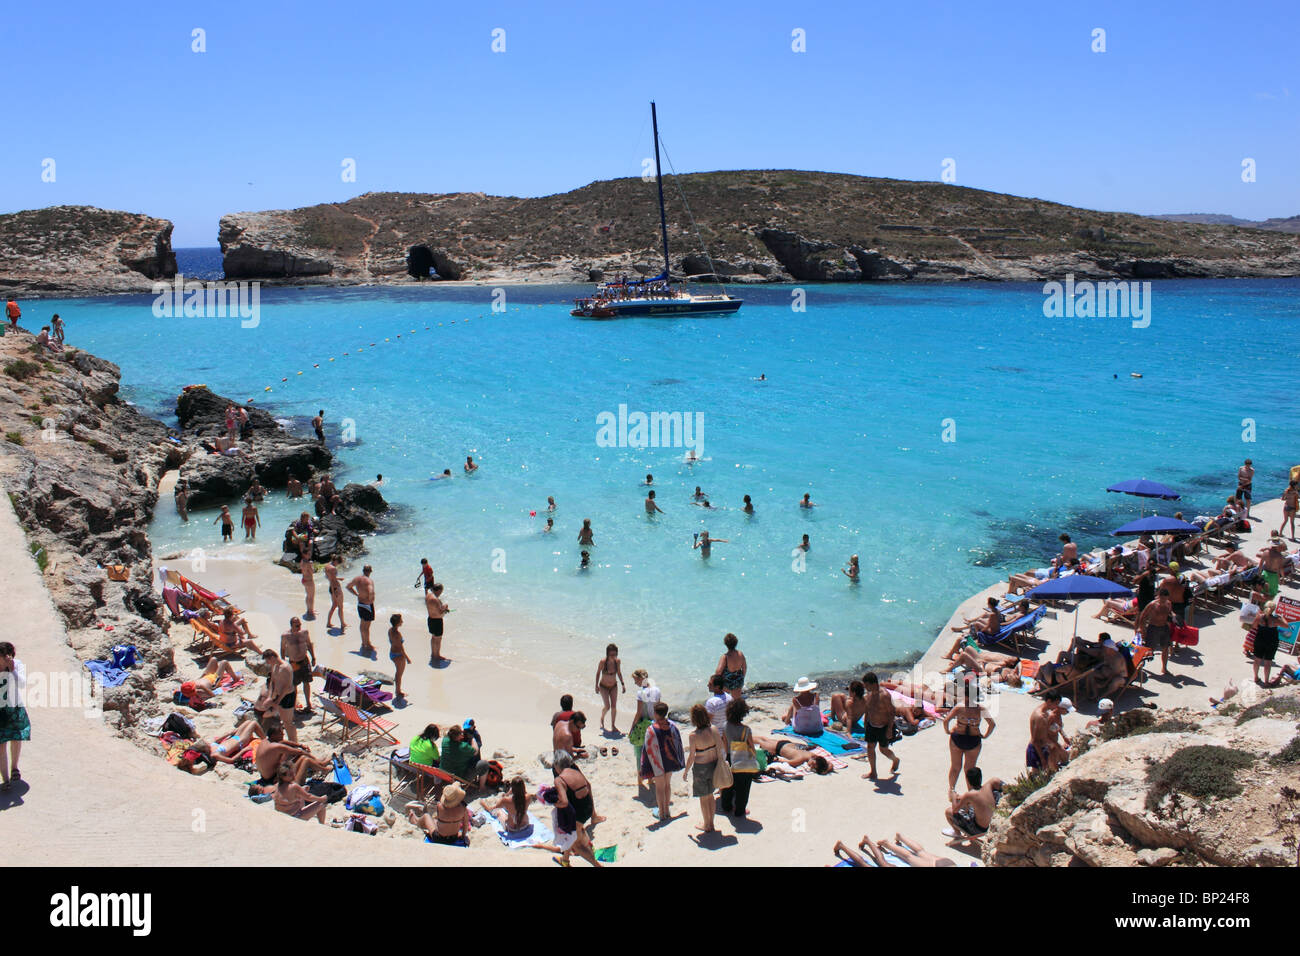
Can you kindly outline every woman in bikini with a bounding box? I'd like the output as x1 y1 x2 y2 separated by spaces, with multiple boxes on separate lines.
483 776 536 832
272 763 326 823
1283 481 1298 541
577 518 595 547
942 681 994 794
298 535 316 619
409 782 471 846
324 558 346 631
682 703 722 833
388 613 410 699
594 643 626 735
714 632 747 701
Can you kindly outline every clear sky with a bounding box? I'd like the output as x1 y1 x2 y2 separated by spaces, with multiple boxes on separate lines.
4 0 1296 245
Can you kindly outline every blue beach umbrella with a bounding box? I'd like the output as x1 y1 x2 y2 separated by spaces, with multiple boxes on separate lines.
1026 576 1133 601
1106 478 1180 500
1111 515 1202 536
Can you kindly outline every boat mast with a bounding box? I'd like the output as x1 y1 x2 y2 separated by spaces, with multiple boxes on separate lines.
651 101 671 280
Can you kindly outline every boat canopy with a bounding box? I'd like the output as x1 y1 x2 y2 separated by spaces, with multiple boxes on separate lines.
600 272 670 287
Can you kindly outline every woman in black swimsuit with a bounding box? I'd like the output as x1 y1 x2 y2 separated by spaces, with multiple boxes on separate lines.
1253 606 1281 685
942 680 994 794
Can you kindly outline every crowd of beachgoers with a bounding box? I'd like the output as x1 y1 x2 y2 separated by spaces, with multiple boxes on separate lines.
2 349 1298 865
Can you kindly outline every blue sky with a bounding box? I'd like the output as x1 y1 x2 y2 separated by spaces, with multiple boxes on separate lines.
4 0 1296 245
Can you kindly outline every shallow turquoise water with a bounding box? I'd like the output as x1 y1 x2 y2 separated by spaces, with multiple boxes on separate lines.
36 279 1300 687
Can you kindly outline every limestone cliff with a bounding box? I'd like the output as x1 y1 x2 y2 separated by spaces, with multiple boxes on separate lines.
0 205 177 296
215 172 1300 286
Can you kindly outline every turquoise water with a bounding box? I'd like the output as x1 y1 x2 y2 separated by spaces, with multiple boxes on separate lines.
34 279 1300 690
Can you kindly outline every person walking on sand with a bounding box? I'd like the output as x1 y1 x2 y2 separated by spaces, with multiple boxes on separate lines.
324 556 346 631
388 613 411 698
1237 458 1254 520
312 409 325 442
714 633 747 700
578 518 595 546
280 617 317 717
859 672 900 780
629 669 661 779
595 643 626 734
257 649 299 743
215 505 234 542
644 490 664 516
1135 588 1175 676
298 538 316 620
425 582 447 665
0 642 30 792
241 497 260 540
942 676 993 794
1282 481 1298 541
683 703 723 833
346 564 377 657
640 702 685 823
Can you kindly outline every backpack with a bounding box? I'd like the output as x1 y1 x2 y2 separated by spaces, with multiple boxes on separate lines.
305 779 347 804
162 712 196 739
482 760 504 789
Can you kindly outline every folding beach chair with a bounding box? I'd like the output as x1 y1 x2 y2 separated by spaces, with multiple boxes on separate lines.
976 605 1046 655
388 749 473 803
1115 646 1152 699
334 700 400 750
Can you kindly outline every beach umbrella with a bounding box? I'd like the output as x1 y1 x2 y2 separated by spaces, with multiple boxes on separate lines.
1111 515 1202 536
1026 576 1133 601
1106 478 1179 500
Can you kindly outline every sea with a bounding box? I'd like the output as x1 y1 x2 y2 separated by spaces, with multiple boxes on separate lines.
30 268 1300 697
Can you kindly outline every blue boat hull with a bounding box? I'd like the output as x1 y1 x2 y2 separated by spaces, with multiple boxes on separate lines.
572 297 743 319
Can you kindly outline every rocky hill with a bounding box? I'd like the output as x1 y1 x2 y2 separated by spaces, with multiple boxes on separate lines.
986 690 1300 867
1153 212 1300 233
218 172 1300 285
0 205 177 296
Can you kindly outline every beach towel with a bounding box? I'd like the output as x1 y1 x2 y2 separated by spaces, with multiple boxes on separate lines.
213 672 245 693
778 725 863 754
110 644 137 669
84 660 127 688
473 808 556 848
594 845 617 863
833 848 910 867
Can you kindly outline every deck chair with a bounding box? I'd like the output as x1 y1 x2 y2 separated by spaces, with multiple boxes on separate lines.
388 748 473 803
1115 646 1152 699
976 605 1046 655
333 700 400 750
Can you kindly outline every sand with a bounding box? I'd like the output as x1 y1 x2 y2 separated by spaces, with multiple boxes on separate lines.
4 475 1296 867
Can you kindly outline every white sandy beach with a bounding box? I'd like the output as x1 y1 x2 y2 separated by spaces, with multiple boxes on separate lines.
4 473 1297 867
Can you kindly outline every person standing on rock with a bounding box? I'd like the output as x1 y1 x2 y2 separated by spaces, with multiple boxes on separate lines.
5 299 20 330
224 405 238 441
51 313 64 345
347 564 377 657
238 406 252 441
312 410 325 443
324 556 346 632
280 617 317 718
241 497 261 541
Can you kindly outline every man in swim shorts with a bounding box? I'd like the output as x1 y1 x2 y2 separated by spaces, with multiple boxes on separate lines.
258 649 299 743
347 564 377 657
1136 588 1176 676
1259 541 1286 598
859 673 900 780
312 410 325 442
425 582 447 665
280 617 316 717
944 767 1004 839
1236 458 1253 519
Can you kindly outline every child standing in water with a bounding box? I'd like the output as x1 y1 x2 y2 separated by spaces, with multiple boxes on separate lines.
215 505 234 541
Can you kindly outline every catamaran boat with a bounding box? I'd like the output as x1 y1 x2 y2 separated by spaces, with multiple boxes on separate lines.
571 103 742 319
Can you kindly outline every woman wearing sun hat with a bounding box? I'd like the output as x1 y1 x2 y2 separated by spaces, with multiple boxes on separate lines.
408 782 471 846
781 677 822 736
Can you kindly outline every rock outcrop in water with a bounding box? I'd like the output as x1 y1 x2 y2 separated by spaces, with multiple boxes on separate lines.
985 693 1300 867
174 385 332 508
213 172 1300 286
0 205 177 297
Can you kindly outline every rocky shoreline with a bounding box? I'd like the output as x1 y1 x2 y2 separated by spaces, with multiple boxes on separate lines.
0 330 387 744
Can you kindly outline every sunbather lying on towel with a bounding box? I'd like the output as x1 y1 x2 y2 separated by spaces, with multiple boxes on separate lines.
181 657 241 705
833 833 955 867
752 734 831 774
1008 559 1063 594
941 647 1019 676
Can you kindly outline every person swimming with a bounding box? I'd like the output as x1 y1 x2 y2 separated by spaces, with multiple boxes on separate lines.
580 550 591 570
578 518 595 546
694 531 728 558
645 490 664 515
644 474 654 486
431 469 452 480
464 456 478 474
742 495 754 515
843 554 860 583
800 493 817 509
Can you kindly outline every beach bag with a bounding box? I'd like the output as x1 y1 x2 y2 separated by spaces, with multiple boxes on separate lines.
345 814 378 835
1172 623 1199 647
162 712 196 739
345 784 382 813
106 564 129 582
110 644 137 669
482 760 505 789
728 729 760 774
712 731 733 789
306 780 347 804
